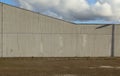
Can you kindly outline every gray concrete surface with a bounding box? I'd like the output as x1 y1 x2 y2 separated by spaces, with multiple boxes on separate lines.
0 3 2 57
0 3 120 57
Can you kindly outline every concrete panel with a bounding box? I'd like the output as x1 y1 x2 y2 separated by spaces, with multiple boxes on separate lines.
61 34 77 57
115 25 120 35
0 3 2 28
77 25 112 35
76 34 86 57
0 34 2 57
94 35 111 57
3 34 43 57
77 34 111 57
3 34 21 57
3 4 40 33
114 25 120 56
41 34 76 57
41 34 63 57
18 34 43 57
38 15 64 34
0 3 2 57
61 22 76 34
77 34 95 57
3 4 76 34
115 36 120 56
0 3 2 32
39 14 76 34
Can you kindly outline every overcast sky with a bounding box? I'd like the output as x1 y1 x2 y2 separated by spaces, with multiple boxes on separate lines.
1 0 120 24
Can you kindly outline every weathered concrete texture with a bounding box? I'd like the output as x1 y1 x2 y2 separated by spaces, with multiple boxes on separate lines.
39 15 76 34
76 25 112 35
115 25 120 34
3 4 39 33
115 36 120 56
77 34 111 57
3 34 43 57
41 34 77 57
0 3 2 30
0 34 1 57
1 3 120 57
115 25 120 56
3 34 77 57
0 3 2 57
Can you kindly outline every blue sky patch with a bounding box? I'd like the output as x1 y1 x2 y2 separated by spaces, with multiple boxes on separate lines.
87 0 96 5
0 0 18 6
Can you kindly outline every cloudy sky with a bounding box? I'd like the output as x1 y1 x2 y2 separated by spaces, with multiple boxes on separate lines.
1 0 120 24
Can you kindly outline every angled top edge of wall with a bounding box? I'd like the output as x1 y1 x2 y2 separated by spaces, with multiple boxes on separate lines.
0 2 119 26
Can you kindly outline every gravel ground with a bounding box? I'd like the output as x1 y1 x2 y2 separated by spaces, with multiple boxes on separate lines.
0 57 120 76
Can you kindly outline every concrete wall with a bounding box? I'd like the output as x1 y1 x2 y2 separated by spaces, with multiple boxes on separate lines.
76 25 112 57
0 3 120 57
0 3 2 57
115 26 120 56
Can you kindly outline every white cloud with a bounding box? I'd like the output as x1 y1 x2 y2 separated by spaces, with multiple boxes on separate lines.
17 0 120 23
93 2 112 16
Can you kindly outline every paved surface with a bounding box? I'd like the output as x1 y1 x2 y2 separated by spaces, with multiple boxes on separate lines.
0 57 120 76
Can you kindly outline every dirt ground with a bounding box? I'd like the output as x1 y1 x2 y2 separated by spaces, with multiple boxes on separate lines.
0 57 120 76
